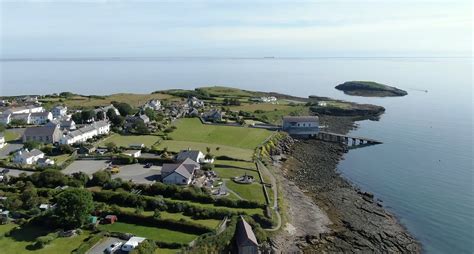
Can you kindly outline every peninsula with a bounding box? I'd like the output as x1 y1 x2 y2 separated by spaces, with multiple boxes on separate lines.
335 81 408 97
0 86 419 253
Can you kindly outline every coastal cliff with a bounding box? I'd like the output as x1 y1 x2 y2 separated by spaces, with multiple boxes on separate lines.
335 81 408 97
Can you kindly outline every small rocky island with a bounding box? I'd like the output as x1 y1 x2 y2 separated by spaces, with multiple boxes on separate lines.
336 81 408 97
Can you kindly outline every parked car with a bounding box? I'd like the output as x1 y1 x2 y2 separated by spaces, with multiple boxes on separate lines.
105 241 123 253
106 165 120 174
144 163 152 168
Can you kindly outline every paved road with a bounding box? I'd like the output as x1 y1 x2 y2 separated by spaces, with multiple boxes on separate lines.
112 164 161 184
2 168 34 177
86 237 124 254
257 160 282 232
63 160 109 175
0 143 23 159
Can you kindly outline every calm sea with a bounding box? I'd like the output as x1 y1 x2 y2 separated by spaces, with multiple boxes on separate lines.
0 57 472 253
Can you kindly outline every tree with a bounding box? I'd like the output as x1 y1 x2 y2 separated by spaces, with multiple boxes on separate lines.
71 172 89 186
89 170 111 186
24 140 41 150
114 102 134 116
30 169 68 188
54 188 94 229
153 209 161 219
105 142 117 152
110 115 125 127
216 147 220 151
143 108 157 121
58 144 75 154
59 92 75 98
21 185 39 210
81 110 95 123
133 121 150 134
96 111 106 120
130 240 157 254
71 112 83 124
106 108 117 119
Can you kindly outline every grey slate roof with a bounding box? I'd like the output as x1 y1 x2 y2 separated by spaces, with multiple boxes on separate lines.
30 112 51 117
161 158 198 179
282 116 319 122
176 150 202 162
24 125 58 137
16 149 44 160
236 216 259 247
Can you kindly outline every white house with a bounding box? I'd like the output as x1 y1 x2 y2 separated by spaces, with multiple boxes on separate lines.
12 149 45 165
143 99 161 111
5 105 44 115
51 106 67 118
60 121 110 145
11 113 31 124
121 237 146 252
282 116 319 136
161 158 200 185
0 135 5 149
176 149 213 163
122 150 141 158
30 112 53 125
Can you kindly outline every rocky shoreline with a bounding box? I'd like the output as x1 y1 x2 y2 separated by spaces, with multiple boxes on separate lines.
271 116 421 253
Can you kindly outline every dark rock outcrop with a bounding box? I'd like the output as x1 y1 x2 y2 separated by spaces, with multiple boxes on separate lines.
336 81 408 97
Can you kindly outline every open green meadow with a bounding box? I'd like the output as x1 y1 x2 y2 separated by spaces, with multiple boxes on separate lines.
99 133 161 148
40 93 173 109
157 140 253 161
3 130 21 142
225 180 266 203
168 118 272 149
98 222 198 243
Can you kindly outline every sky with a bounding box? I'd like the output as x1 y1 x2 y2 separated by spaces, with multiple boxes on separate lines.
0 0 472 58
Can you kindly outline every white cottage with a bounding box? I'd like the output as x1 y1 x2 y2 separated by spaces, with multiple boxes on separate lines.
12 149 45 165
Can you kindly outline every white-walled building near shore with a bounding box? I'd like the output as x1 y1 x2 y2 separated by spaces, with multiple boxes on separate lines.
60 120 110 145
12 149 45 165
30 112 53 125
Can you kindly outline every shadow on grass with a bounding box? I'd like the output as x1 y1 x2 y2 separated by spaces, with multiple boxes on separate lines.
9 224 50 242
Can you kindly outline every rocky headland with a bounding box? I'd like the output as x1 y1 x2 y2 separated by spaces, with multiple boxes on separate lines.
336 81 408 97
270 116 421 253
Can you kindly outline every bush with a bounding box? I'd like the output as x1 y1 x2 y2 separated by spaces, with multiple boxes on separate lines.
34 232 58 249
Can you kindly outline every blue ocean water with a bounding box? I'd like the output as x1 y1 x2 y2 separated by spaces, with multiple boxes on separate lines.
0 57 472 253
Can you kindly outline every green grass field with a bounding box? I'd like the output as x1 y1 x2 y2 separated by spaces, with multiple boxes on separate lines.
50 154 72 166
212 160 266 204
168 118 272 149
3 130 21 142
197 86 259 98
0 224 91 254
225 180 266 203
98 222 198 243
99 133 161 148
157 140 254 161
52 93 173 109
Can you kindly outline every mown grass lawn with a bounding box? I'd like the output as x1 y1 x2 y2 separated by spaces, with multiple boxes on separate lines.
214 165 259 179
0 223 91 254
98 222 197 243
50 154 72 166
156 140 254 161
168 118 272 149
99 133 161 148
225 180 266 204
3 130 21 142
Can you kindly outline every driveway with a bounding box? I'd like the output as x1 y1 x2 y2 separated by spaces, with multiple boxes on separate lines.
62 160 109 175
0 143 23 159
113 164 161 184
86 237 124 254
2 168 34 177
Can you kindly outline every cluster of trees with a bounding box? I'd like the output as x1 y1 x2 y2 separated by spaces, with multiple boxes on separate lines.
93 190 239 220
222 98 241 106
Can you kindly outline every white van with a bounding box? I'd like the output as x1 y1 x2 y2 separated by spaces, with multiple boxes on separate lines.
121 237 146 252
